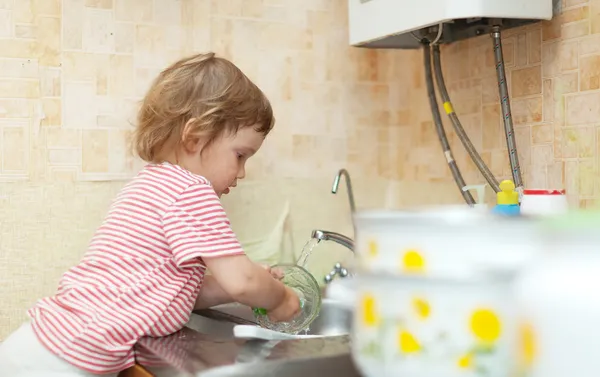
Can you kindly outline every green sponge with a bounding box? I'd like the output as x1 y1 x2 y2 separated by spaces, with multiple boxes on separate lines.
252 289 305 317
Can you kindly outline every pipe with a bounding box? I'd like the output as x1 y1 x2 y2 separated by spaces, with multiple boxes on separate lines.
423 43 476 206
332 168 356 213
432 45 501 193
491 26 524 190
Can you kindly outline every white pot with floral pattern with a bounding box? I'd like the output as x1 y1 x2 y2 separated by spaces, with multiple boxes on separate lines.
352 273 517 377
352 207 541 276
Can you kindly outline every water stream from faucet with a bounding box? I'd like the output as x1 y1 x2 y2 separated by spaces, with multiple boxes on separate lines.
296 238 321 268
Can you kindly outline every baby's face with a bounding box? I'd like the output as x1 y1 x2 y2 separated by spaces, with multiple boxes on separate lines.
182 125 265 197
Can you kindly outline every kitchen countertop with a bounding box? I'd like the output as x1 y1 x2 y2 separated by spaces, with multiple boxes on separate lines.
134 326 352 377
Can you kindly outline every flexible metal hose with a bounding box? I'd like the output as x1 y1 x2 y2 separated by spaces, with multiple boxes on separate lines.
431 45 500 193
491 26 523 190
423 43 476 206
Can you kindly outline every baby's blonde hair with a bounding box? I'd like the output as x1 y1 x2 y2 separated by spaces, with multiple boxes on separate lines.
134 52 275 162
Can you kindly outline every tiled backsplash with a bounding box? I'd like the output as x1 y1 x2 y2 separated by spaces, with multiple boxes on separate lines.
0 0 399 338
0 0 598 338
429 7 600 209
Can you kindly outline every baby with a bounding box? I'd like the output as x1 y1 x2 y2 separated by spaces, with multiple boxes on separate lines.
0 52 301 376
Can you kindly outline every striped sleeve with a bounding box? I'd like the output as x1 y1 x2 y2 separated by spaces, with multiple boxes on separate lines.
162 183 245 266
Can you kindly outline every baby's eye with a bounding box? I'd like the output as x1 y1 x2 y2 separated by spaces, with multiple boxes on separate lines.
237 153 244 159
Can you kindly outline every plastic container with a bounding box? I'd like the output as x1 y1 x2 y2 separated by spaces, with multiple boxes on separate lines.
491 180 520 217
520 189 567 217
462 184 488 211
253 264 322 334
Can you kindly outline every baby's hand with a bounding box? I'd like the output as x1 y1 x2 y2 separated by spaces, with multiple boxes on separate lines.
260 263 284 280
268 286 301 322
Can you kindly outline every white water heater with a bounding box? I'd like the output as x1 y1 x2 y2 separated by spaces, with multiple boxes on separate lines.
349 0 555 48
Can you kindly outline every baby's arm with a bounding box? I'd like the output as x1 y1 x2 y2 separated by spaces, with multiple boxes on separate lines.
203 255 286 311
164 183 300 321
195 264 284 310
194 275 233 309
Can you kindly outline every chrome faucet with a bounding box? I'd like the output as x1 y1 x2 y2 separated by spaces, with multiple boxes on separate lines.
314 169 357 285
332 168 356 213
311 230 354 284
311 230 354 251
324 263 349 284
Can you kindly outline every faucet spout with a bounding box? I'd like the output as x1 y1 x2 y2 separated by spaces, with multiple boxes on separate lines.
332 168 356 213
311 230 354 252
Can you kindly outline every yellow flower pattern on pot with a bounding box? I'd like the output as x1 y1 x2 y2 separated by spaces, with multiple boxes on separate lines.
398 330 421 354
361 294 378 327
367 240 378 258
402 249 426 273
412 297 431 320
519 321 536 367
355 285 511 377
457 352 474 369
470 308 502 344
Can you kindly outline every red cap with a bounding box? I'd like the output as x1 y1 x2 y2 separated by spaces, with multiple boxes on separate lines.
523 189 566 196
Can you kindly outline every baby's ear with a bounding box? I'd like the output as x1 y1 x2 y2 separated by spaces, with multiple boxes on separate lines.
181 135 202 154
180 118 206 153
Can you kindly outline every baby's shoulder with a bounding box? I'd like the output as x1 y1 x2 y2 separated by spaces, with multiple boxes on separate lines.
140 163 210 187
116 164 212 209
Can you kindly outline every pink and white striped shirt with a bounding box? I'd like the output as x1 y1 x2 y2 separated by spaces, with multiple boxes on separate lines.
28 162 244 374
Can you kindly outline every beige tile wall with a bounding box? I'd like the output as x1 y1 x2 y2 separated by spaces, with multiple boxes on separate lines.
0 0 597 339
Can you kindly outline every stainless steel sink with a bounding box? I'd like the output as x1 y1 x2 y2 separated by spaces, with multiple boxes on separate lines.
188 299 352 338
302 299 351 336
169 300 358 377
197 353 361 377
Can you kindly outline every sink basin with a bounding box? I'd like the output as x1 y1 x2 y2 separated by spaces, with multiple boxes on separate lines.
197 353 361 377
302 299 351 336
188 299 352 338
